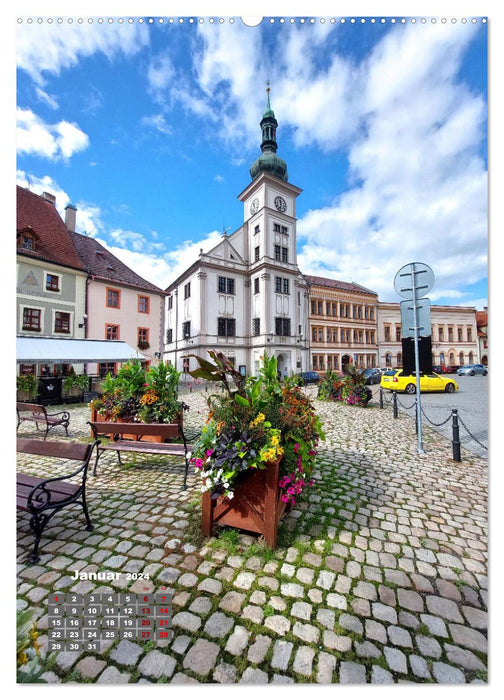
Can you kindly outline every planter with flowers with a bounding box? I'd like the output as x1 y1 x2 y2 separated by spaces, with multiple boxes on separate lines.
89 360 188 442
317 366 372 407
189 352 325 548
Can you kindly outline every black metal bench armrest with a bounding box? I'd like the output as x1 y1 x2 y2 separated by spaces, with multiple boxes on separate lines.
46 411 70 420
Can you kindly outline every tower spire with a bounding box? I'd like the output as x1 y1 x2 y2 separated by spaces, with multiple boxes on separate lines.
249 81 288 182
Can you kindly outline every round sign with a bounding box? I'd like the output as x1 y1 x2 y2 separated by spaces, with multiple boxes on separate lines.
394 262 434 300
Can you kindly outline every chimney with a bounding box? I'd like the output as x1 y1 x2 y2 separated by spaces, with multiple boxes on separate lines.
42 191 56 205
65 203 77 232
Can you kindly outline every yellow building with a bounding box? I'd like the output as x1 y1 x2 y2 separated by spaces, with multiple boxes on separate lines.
306 276 379 373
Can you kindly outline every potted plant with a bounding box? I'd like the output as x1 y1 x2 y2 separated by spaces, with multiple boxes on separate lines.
16 374 39 402
89 360 188 441
189 352 325 548
62 371 90 401
318 366 372 406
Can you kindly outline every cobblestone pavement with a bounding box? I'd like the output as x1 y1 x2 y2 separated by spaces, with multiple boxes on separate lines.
16 390 488 684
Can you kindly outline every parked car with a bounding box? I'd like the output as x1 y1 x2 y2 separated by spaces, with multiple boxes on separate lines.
380 369 458 394
456 364 488 376
298 371 321 385
358 368 382 385
432 365 444 374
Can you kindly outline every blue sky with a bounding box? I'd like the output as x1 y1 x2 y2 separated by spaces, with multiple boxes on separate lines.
15 7 488 308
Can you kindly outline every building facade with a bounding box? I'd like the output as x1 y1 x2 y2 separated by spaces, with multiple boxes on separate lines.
306 276 379 372
476 308 488 366
16 187 88 376
164 91 310 376
70 230 165 376
377 302 480 369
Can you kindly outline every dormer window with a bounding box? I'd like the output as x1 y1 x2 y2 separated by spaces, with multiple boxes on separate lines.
17 227 39 252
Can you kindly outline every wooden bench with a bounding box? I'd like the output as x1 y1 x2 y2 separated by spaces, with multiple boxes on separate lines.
17 439 99 563
88 421 193 489
17 402 70 440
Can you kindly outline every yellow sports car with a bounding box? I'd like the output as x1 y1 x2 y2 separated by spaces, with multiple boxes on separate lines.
380 369 458 394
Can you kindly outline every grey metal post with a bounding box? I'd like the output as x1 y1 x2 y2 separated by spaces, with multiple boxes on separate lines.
452 408 461 462
379 388 384 409
393 391 398 418
411 263 425 453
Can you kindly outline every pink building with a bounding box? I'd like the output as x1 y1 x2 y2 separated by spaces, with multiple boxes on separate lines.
70 231 165 376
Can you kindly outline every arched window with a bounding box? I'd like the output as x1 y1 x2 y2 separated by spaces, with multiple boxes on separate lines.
449 352 455 364
385 353 392 367
440 352 445 365
397 353 402 366
468 352 474 364
459 352 464 365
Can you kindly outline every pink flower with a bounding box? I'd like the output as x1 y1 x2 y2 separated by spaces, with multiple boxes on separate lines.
206 449 214 457
293 443 300 452
194 458 203 469
281 494 290 503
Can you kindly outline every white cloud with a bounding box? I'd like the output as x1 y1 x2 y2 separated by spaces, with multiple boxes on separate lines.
17 20 150 86
17 108 89 161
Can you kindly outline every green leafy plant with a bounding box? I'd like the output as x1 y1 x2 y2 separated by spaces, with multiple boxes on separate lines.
17 609 48 683
189 352 324 504
62 373 89 392
318 367 372 406
16 374 39 398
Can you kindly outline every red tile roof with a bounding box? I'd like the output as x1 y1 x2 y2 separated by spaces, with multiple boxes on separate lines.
16 186 85 271
70 231 165 294
476 310 488 327
305 274 377 296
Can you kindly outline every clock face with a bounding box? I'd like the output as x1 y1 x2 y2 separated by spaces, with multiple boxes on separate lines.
274 196 287 212
250 198 259 215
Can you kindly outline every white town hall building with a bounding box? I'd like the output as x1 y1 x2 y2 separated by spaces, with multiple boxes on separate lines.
163 90 310 377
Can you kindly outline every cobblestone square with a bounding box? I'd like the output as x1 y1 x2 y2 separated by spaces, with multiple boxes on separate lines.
16 388 488 684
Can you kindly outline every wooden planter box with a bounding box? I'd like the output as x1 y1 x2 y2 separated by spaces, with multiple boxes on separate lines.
89 409 183 443
201 459 288 549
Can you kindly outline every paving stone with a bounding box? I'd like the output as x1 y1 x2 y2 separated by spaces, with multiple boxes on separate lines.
158 567 180 584
292 621 320 644
323 631 352 651
75 656 106 680
183 639 220 677
371 665 394 683
219 590 245 614
54 650 82 672
378 584 396 606
448 624 487 653
225 625 249 656
189 597 212 614
234 572 255 590
409 654 432 680
365 618 388 644
171 635 191 655
355 641 381 658
172 611 202 633
271 640 294 670
326 593 347 610
291 601 312 620
384 569 411 587
354 580 377 601
317 651 336 683
387 625 413 648
316 570 336 590
293 645 315 677
109 639 143 666
280 563 296 577
198 578 223 595
97 666 130 683
420 614 448 638
269 595 287 611
203 612 234 639
436 579 462 601
444 643 486 671
339 661 367 683
411 573 434 593
335 574 352 594
397 588 424 612
432 662 466 683
416 634 442 658
324 555 345 572
352 598 371 617
316 608 335 629
426 595 463 622
242 605 263 624
240 667 269 683
264 615 290 636
280 582 305 598
138 650 176 680
213 662 237 683
247 635 271 664
383 646 408 675
339 613 363 635
372 602 398 625
177 573 198 588
296 567 315 584
303 552 322 567
398 611 419 629
461 605 487 629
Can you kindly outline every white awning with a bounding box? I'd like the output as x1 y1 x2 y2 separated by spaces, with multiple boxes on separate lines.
17 337 146 364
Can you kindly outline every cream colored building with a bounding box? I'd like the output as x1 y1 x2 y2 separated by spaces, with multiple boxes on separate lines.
377 302 479 368
307 276 379 372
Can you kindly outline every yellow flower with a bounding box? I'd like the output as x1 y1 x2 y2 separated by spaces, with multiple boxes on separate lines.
270 435 280 446
251 412 266 427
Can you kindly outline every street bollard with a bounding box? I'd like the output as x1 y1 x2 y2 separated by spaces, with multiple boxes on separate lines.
393 392 398 419
379 388 384 409
452 408 461 462
415 398 418 434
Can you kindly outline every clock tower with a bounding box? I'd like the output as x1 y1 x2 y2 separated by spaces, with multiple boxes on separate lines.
237 84 309 376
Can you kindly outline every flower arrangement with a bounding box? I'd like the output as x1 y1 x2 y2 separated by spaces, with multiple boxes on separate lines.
189 352 324 505
89 360 188 423
318 366 372 407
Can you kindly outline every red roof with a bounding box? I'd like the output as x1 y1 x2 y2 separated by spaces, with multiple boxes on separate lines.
16 186 85 271
476 310 488 327
305 274 377 296
71 231 165 294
